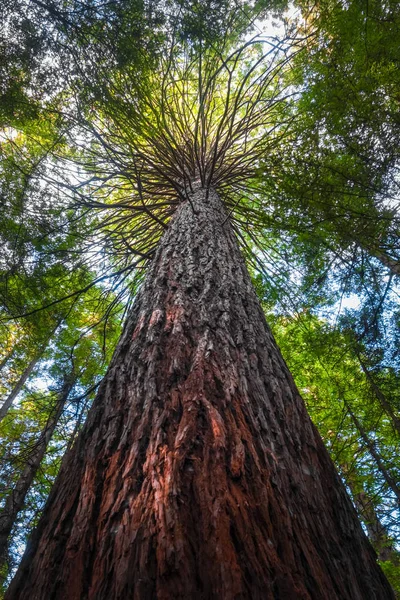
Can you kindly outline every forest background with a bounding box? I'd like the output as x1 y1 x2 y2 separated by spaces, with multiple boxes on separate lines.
0 0 399 595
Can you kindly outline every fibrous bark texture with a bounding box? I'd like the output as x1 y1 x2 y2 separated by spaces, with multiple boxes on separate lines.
6 186 394 600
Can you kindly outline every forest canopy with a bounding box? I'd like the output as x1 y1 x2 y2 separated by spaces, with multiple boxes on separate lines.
0 0 399 594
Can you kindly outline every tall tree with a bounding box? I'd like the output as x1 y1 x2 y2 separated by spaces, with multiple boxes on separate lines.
5 184 394 600
4 8 396 595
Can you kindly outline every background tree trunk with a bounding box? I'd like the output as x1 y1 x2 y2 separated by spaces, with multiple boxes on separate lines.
6 185 394 600
0 374 75 577
353 490 399 564
0 349 14 374
356 354 400 436
342 464 399 564
0 354 41 422
345 401 400 504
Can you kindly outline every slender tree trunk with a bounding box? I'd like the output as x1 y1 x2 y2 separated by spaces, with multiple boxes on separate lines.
0 375 75 577
353 491 399 563
0 349 14 374
356 355 400 437
0 354 41 422
345 401 400 505
6 186 394 600
371 248 400 276
65 383 99 453
0 321 61 422
342 465 399 564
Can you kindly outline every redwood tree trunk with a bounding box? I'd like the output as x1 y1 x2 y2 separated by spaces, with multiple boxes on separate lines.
6 186 394 599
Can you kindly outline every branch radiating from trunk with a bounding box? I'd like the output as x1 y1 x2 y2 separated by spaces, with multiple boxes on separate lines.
6 186 394 599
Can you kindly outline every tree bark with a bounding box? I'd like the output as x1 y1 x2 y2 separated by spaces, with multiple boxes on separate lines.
6 186 394 600
0 375 75 577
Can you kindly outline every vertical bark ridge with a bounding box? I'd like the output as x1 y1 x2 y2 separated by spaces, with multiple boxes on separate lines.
6 185 394 599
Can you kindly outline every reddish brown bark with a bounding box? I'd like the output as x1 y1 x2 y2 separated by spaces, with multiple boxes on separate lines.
6 186 394 599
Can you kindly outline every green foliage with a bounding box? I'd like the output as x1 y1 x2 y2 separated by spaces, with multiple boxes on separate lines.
380 560 400 597
275 0 400 274
0 290 121 586
268 310 400 560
